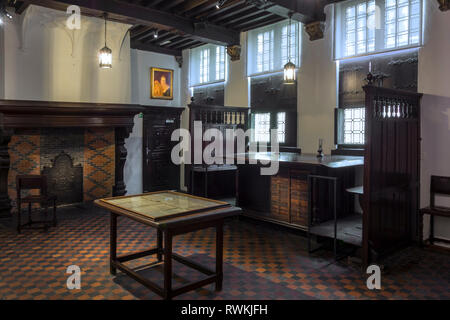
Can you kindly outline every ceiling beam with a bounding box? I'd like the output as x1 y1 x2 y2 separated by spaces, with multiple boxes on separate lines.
22 0 240 45
131 39 182 56
248 0 327 23
175 0 210 14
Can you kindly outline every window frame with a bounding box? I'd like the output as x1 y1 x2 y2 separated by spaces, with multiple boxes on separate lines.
189 44 227 88
247 20 301 77
335 105 366 151
334 0 424 60
250 111 294 147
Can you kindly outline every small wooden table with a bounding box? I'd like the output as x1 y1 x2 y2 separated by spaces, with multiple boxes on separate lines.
94 191 241 300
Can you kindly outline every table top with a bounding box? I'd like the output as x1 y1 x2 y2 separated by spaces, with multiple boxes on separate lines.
232 152 364 168
95 191 241 228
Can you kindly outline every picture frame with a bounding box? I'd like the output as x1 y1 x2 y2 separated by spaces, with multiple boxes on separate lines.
150 67 174 100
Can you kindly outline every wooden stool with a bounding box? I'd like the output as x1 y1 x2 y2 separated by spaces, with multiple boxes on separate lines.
420 175 450 245
16 175 57 233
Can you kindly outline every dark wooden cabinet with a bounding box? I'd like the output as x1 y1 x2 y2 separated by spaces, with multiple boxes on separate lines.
143 106 184 193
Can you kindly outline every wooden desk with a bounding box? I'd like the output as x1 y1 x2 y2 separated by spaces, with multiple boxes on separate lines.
234 152 364 231
94 191 241 300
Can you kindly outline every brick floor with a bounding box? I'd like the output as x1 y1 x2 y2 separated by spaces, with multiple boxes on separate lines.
0 204 448 300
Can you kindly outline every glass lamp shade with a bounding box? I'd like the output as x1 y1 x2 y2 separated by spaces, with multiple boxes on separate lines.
99 46 112 69
284 61 296 84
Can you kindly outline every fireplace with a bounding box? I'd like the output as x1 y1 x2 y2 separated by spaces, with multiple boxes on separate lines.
0 99 144 216
42 151 83 205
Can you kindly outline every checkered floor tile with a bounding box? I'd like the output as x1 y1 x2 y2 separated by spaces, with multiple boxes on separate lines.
0 204 448 300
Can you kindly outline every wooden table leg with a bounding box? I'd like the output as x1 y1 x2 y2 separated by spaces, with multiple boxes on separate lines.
110 212 117 275
164 230 172 300
215 221 223 291
157 229 163 261
430 215 435 245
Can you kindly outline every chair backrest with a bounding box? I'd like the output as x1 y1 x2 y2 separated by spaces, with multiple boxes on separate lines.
16 175 48 199
430 175 450 207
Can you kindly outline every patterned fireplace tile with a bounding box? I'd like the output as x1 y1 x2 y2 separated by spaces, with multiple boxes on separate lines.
84 128 115 201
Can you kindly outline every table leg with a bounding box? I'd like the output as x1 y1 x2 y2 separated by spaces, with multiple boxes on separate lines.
164 230 172 300
430 215 435 245
215 221 223 291
157 229 163 261
110 212 117 275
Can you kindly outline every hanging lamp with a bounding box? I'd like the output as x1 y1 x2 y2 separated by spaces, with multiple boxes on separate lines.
284 12 296 84
99 13 112 69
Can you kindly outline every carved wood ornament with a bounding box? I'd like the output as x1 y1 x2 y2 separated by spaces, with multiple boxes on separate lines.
438 0 450 11
304 21 324 41
226 45 241 61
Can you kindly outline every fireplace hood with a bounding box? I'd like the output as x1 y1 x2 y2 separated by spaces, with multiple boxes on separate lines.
0 99 145 128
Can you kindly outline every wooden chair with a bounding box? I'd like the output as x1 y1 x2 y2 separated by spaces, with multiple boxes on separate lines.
16 175 57 233
420 175 450 245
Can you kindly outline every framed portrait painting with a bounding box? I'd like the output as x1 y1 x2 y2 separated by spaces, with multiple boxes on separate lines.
150 67 174 100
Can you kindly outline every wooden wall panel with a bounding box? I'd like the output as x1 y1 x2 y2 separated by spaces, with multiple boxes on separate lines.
289 170 309 227
340 50 418 108
250 74 297 112
193 83 225 106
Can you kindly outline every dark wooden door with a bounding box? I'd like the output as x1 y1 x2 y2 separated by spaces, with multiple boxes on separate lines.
143 107 183 192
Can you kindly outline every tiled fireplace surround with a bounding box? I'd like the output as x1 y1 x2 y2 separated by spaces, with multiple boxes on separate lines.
0 99 145 217
7 128 115 210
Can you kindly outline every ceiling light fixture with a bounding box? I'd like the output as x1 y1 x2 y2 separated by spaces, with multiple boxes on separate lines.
0 2 13 24
283 12 296 84
153 30 158 39
99 13 112 69
216 0 227 9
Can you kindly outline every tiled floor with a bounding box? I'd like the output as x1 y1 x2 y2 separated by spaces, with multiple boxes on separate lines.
0 204 449 300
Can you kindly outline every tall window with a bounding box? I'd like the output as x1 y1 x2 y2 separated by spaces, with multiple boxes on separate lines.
215 46 225 80
256 31 274 73
251 112 288 144
190 44 226 87
247 20 301 76
343 107 365 144
335 0 423 59
336 107 366 146
253 113 271 143
200 49 209 84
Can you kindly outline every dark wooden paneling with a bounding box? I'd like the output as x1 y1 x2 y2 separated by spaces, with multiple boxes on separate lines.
143 106 184 192
193 84 225 106
339 50 419 108
362 85 422 266
250 74 297 112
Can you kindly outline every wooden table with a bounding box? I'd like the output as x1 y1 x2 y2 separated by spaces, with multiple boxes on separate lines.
94 191 241 300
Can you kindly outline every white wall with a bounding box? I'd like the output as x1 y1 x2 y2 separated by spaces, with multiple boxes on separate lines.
224 33 249 107
130 49 181 106
3 5 131 103
418 1 450 243
298 5 337 154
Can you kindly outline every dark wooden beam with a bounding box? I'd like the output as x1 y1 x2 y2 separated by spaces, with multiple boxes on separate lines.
23 0 240 45
233 12 276 29
240 15 284 31
131 39 182 56
175 0 210 14
159 0 185 12
14 1 30 13
194 0 243 19
210 3 254 23
248 0 326 23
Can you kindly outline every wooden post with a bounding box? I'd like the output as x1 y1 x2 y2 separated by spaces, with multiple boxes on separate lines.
215 221 223 291
163 229 172 300
113 127 132 196
0 114 12 218
110 212 117 275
